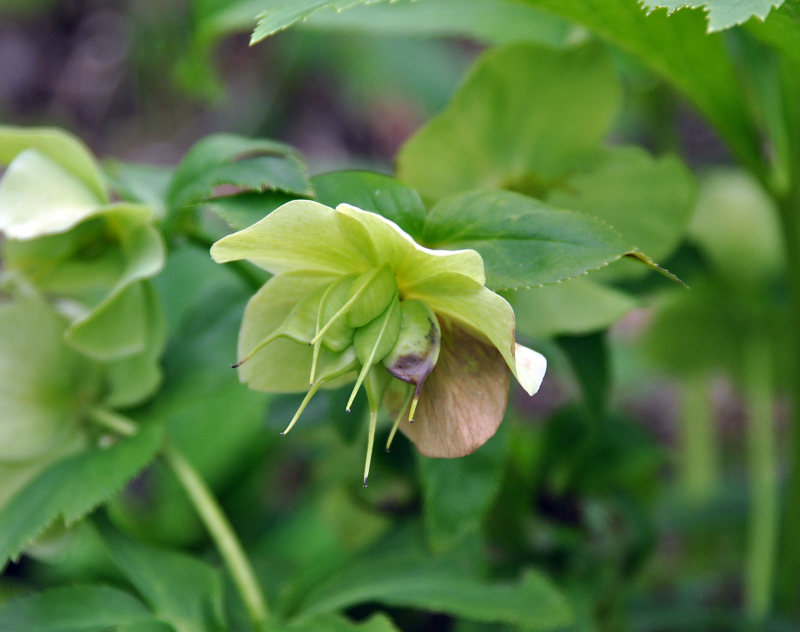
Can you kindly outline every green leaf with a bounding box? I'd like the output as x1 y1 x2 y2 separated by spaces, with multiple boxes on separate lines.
104 159 173 222
312 171 427 240
98 522 226 632
423 190 635 291
293 548 571 628
0 584 154 632
206 192 297 232
517 0 761 173
166 134 312 212
0 126 108 203
283 612 401 632
0 423 164 569
251 0 390 43
749 0 800 70
509 278 638 339
642 0 784 32
398 43 622 204
556 331 610 418
418 425 508 552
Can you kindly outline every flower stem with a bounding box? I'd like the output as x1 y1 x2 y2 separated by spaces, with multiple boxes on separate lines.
678 377 719 502
88 407 269 629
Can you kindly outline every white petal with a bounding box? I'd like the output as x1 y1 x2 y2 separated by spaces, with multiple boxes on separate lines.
514 344 547 396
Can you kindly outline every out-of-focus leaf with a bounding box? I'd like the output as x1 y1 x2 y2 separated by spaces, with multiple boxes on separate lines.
749 0 800 69
98 522 226 632
166 134 312 213
313 171 427 240
291 534 571 627
556 331 609 418
422 190 636 291
206 192 296 232
642 0 784 32
517 0 762 173
0 584 155 632
418 424 508 552
280 612 401 632
0 424 164 569
104 160 173 222
509 278 638 340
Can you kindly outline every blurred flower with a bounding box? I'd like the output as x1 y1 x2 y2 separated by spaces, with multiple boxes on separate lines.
0 127 165 406
211 200 546 484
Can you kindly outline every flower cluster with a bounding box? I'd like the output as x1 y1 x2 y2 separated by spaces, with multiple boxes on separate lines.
212 200 546 484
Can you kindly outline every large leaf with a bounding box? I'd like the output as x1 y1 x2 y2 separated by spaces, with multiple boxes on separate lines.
166 134 312 212
642 0 784 32
0 585 155 632
398 43 622 204
422 190 636 291
98 523 226 632
418 424 508 552
0 423 164 568
749 0 800 69
292 544 571 628
517 0 762 173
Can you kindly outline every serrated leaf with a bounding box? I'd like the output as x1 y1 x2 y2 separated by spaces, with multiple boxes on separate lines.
251 0 392 43
293 547 571 628
166 134 312 212
98 522 226 632
312 171 427 240
642 0 784 31
0 584 155 632
749 0 800 69
422 190 636 291
418 424 508 552
0 424 164 569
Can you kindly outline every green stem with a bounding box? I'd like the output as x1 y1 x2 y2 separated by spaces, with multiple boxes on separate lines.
679 376 719 502
742 338 777 622
89 408 269 629
775 187 800 614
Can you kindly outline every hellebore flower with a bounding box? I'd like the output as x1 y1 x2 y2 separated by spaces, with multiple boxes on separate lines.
211 200 546 484
0 127 165 407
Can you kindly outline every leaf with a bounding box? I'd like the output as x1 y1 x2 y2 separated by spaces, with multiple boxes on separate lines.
417 424 508 552
283 613 401 632
98 522 226 632
517 0 762 172
0 126 107 203
556 331 609 418
422 190 635 291
104 159 174 222
398 43 622 204
292 546 571 628
251 0 392 43
748 0 800 70
0 584 155 632
509 277 638 339
0 423 164 569
166 133 312 212
641 0 784 31
312 171 427 241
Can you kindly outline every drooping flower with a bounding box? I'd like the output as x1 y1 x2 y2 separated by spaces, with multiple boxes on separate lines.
211 200 546 484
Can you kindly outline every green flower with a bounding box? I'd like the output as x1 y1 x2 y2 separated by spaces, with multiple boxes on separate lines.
0 127 165 406
211 200 546 484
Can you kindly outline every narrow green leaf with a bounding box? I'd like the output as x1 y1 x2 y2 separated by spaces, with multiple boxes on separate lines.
423 190 635 291
312 171 427 240
642 0 784 32
0 424 164 569
98 522 226 632
167 134 312 212
283 612 401 632
0 584 154 632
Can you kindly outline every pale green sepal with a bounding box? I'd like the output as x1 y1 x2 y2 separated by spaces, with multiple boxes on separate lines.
0 126 108 203
237 270 342 392
335 203 486 288
211 200 377 275
0 281 102 462
404 274 517 377
0 149 103 240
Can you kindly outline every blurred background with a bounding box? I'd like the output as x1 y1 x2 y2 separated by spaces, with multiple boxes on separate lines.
1 1 793 630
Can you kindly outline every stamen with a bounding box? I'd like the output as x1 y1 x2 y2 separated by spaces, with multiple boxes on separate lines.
362 408 378 487
345 299 399 412
281 380 324 436
310 267 382 346
386 386 414 452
